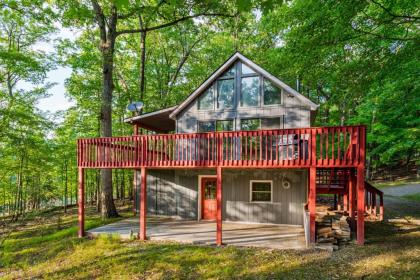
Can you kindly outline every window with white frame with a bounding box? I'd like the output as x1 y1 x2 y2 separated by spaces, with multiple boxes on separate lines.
250 180 272 202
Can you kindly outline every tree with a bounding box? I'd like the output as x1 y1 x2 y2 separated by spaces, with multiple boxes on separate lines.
57 0 237 218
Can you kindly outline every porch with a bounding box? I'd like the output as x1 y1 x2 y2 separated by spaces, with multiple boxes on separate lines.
87 217 306 250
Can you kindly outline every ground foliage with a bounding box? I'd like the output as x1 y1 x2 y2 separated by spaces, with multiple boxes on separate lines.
0 204 419 279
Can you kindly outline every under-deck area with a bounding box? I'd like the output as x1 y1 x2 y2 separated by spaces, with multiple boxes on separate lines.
88 218 306 250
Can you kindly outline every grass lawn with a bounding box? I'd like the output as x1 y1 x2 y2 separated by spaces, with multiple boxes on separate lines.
1 205 419 279
402 193 420 203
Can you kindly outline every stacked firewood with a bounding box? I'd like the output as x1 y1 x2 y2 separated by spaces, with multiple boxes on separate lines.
316 212 351 250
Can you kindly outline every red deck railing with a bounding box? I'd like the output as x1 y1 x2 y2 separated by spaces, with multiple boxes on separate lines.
77 125 366 169
365 181 384 221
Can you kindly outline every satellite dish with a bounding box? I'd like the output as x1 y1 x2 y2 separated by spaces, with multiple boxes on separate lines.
127 101 144 113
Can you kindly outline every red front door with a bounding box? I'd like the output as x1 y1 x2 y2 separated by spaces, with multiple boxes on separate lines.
201 177 217 220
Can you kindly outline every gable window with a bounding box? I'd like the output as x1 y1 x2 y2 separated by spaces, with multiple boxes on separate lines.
250 181 272 202
198 87 214 110
217 79 234 109
263 79 282 105
240 119 260 131
241 63 256 75
198 121 215 133
216 120 234 131
240 76 260 107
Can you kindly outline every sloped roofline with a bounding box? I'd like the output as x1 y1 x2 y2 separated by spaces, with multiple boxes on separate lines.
169 52 319 119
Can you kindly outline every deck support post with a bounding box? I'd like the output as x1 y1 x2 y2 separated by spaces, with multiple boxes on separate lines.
216 166 222 246
357 166 365 245
78 167 85 238
309 166 317 243
139 167 147 240
349 169 356 229
343 192 348 212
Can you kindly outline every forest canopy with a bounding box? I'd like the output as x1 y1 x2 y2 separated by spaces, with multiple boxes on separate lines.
0 0 418 218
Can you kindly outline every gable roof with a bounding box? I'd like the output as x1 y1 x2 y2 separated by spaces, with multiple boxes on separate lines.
169 52 319 119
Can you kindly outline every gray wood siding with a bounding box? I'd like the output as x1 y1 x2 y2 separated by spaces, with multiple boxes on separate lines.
135 169 199 219
222 169 307 225
136 168 307 225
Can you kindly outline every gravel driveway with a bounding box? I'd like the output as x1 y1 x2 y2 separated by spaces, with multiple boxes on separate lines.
381 183 420 197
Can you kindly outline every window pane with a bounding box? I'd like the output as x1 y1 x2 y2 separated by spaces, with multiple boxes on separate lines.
252 192 271 202
216 120 234 131
198 87 213 110
217 79 234 108
221 65 236 78
240 119 260 130
261 118 281 130
263 79 281 105
242 63 256 75
252 182 271 192
241 76 259 107
198 121 215 132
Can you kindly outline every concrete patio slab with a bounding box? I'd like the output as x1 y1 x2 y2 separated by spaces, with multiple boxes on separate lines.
88 217 306 250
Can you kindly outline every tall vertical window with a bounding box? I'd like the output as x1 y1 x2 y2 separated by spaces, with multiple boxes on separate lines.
198 121 215 132
240 119 260 130
198 87 214 110
216 120 234 131
217 79 234 109
240 76 260 107
263 79 282 105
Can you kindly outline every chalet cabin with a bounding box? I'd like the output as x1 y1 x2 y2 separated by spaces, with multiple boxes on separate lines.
77 52 384 246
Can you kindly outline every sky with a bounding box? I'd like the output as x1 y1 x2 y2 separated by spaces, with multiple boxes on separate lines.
18 26 76 114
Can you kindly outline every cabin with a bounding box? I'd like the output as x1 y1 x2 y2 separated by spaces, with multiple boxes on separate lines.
77 52 384 247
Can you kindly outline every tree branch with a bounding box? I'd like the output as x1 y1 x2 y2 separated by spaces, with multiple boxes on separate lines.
369 0 420 21
116 12 235 36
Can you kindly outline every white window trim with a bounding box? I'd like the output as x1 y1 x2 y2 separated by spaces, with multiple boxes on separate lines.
249 180 273 203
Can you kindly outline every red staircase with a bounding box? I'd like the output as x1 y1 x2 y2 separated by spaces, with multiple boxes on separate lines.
316 169 384 221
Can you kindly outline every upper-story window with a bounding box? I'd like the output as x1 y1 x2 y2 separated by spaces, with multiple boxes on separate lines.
198 87 214 110
241 118 260 130
263 79 282 105
217 66 235 109
198 120 234 132
198 121 215 132
240 63 260 107
241 76 260 107
216 120 234 131
198 62 283 111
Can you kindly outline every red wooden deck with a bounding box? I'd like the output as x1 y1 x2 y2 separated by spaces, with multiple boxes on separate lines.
77 125 366 169
76 125 380 246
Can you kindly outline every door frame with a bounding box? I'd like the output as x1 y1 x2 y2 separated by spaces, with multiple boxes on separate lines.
197 175 217 221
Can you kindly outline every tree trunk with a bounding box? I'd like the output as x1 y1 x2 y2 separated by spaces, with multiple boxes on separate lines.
92 0 119 218
64 159 68 213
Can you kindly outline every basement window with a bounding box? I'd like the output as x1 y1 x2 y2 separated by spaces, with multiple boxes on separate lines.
250 180 273 202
